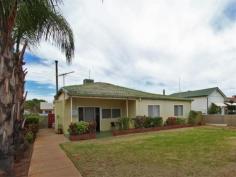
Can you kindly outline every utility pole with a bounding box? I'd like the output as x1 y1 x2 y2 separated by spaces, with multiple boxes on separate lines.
58 71 75 87
179 77 181 92
55 60 58 94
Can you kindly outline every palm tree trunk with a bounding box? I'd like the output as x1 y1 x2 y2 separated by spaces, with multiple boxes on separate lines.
0 1 26 174
0 49 16 173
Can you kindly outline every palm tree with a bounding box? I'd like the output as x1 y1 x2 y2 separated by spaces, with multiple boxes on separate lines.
0 0 74 174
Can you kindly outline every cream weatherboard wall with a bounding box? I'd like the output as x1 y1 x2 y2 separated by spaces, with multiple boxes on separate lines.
136 99 191 120
57 97 133 132
54 95 191 132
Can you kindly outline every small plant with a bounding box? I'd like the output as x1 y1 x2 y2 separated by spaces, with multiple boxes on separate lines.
57 124 63 134
118 117 131 130
25 131 34 143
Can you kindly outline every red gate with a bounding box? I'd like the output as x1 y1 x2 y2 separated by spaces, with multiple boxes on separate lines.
48 113 55 128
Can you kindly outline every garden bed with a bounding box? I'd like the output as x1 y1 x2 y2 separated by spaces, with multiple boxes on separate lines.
69 133 96 141
112 125 193 136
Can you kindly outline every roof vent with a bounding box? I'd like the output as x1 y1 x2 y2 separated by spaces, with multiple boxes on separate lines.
83 79 94 85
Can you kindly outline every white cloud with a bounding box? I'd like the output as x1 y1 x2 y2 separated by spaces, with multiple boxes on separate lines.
26 0 236 100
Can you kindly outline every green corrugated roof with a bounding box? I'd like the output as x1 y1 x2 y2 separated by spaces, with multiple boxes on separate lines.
57 82 191 101
170 87 225 98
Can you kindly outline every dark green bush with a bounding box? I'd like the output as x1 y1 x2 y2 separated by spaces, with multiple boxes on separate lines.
118 117 131 130
144 117 152 128
25 131 34 143
25 114 40 124
134 116 146 128
188 110 204 125
134 116 163 128
152 117 163 127
176 117 186 125
208 103 221 114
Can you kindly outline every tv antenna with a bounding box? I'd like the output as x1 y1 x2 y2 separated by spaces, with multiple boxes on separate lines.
59 71 75 87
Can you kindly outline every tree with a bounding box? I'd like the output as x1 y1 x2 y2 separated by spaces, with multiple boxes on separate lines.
0 0 74 174
208 103 221 114
24 99 46 113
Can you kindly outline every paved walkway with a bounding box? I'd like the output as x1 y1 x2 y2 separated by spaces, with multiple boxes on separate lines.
28 129 82 177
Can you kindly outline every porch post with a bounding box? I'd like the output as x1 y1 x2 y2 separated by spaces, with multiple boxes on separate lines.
126 99 129 117
70 97 73 122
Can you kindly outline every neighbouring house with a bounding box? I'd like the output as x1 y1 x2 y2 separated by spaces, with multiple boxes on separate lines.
225 96 236 114
171 87 226 114
40 102 54 115
54 79 191 133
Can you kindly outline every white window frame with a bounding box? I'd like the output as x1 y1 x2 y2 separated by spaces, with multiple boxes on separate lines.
174 105 184 117
148 105 160 118
101 107 122 119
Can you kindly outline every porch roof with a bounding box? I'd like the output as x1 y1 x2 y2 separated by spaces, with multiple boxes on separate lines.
56 82 191 101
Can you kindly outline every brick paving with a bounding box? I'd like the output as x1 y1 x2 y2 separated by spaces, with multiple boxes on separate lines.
28 129 82 177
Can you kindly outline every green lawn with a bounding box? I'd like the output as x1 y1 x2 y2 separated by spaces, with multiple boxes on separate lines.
61 127 236 177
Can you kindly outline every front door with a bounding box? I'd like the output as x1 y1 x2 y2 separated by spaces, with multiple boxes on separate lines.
95 108 100 132
78 107 100 132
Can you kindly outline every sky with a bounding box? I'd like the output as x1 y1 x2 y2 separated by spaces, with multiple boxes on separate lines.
25 0 236 102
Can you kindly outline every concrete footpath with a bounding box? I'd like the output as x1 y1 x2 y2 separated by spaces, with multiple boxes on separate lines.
28 129 82 177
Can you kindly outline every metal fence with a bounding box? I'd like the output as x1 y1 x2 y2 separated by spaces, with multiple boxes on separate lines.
204 115 236 126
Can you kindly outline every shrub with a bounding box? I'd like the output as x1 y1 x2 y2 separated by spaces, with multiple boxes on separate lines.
144 117 152 128
152 117 163 127
25 114 40 125
118 117 131 130
77 121 89 135
68 123 78 135
165 117 177 126
134 116 146 128
134 116 163 128
208 103 221 114
176 117 186 125
88 121 96 133
25 131 34 143
188 110 204 125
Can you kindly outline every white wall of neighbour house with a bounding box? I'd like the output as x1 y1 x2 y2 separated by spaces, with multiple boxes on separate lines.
136 99 191 121
191 97 208 114
208 90 225 107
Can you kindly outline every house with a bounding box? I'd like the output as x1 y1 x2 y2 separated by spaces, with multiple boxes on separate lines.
40 102 54 115
54 79 192 132
171 87 226 114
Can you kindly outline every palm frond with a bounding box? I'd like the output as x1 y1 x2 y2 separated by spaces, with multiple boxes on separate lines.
13 0 74 62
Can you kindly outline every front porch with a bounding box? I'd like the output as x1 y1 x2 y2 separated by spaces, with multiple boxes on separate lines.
56 97 136 132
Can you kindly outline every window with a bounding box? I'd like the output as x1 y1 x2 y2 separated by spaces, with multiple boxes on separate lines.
78 107 96 121
174 105 183 116
102 108 121 119
102 109 111 119
112 109 121 118
84 107 95 121
148 105 160 117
